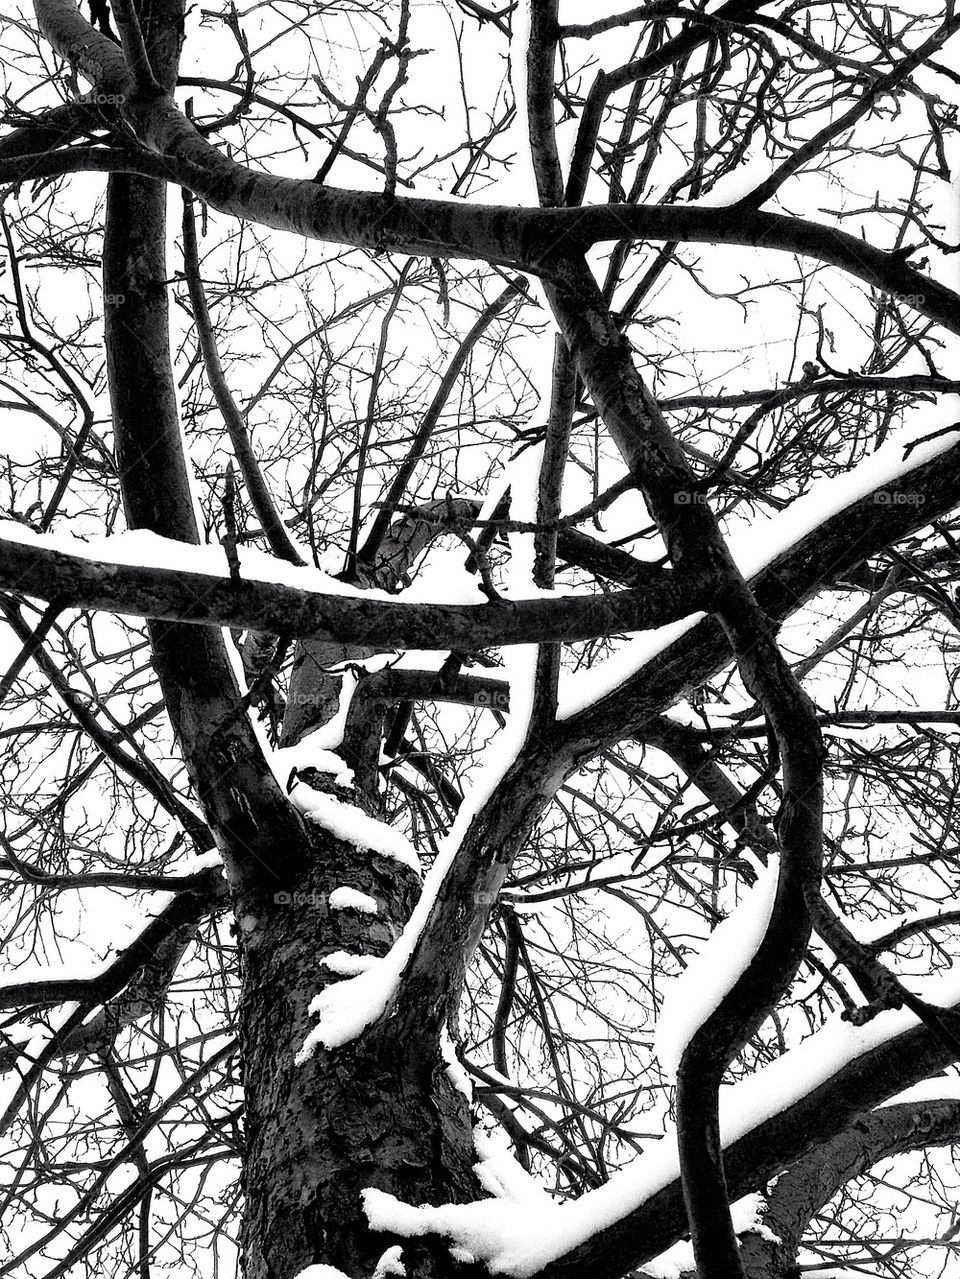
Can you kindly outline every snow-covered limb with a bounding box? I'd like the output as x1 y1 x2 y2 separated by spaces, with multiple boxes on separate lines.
559 416 960 720
363 961 960 1276
551 434 960 875
320 952 376 977
312 417 559 1050
0 520 700 651
655 860 779 1078
289 782 421 874
295 648 538 1058
3 416 958 697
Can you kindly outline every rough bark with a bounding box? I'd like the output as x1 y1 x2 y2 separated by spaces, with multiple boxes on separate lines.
236 831 477 1279
738 1099 960 1277
94 13 482 1276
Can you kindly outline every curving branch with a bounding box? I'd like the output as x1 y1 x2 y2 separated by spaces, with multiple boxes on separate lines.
98 0 312 895
9 1 960 340
739 1098 960 1276
8 132 958 341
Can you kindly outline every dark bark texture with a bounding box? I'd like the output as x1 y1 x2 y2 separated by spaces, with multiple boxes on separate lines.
237 832 477 1279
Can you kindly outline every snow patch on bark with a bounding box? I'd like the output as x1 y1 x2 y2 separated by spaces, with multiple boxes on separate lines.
372 1245 406 1278
733 1192 781 1243
267 740 355 789
328 887 379 915
440 1028 473 1101
297 960 398 1055
293 1266 355 1279
290 786 421 874
320 951 376 977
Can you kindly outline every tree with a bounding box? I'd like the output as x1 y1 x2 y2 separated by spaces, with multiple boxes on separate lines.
1 0 960 1275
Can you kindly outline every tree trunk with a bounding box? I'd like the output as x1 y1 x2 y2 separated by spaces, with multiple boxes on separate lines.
236 832 478 1279
97 6 479 1269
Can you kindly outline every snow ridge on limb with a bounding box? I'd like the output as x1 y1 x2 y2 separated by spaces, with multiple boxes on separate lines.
384 359 570 1041
556 430 960 760
654 860 780 1078
558 418 960 721
363 966 960 1277
544 253 824 1279
289 780 422 873
294 647 538 1057
0 521 703 649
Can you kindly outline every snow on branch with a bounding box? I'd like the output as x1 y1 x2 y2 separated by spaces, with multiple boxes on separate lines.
0 521 699 650
558 416 960 720
289 782 422 874
654 859 779 1078
363 961 960 1276
294 646 539 1058
328 887 379 915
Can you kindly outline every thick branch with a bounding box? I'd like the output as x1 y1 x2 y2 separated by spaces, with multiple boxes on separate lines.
11 137 956 338
99 4 310 892
13 2 960 337
536 1009 960 1278
739 1099 960 1276
0 533 704 649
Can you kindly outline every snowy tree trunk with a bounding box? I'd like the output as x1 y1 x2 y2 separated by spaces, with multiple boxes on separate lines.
98 6 479 1273
236 831 477 1279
